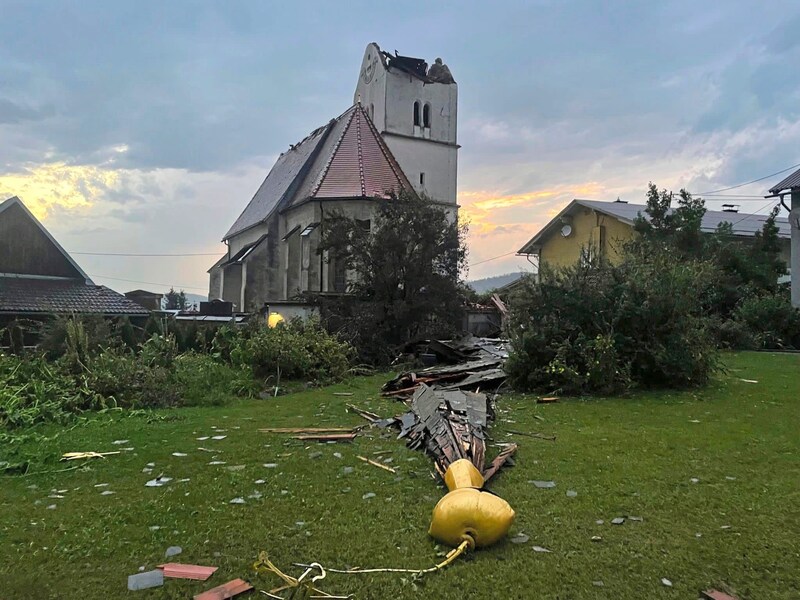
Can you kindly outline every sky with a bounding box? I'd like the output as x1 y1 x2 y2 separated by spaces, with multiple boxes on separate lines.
1 0 799 294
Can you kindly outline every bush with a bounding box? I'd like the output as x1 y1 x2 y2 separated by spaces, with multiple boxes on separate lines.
506 254 720 395
175 353 257 406
226 317 352 385
731 294 800 350
0 353 99 428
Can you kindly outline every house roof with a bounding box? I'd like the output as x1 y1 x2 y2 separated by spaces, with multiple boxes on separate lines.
0 277 150 316
518 199 791 255
768 166 800 194
223 104 412 241
0 196 92 283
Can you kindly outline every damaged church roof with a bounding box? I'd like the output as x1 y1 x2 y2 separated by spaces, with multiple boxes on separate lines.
223 104 412 241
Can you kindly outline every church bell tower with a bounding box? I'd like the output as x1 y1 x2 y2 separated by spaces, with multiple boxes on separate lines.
353 42 458 206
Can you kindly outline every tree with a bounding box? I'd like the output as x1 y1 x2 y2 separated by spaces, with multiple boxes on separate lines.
630 183 707 259
317 189 468 364
164 287 189 310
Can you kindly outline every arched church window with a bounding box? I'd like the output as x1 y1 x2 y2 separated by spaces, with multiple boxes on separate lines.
413 101 420 127
423 103 431 128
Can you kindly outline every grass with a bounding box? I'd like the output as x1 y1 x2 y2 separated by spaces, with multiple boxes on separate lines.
0 352 798 599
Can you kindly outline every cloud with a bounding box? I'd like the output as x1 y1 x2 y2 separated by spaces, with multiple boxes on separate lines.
0 162 118 218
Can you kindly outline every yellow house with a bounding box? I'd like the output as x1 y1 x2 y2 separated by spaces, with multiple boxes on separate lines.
517 199 792 269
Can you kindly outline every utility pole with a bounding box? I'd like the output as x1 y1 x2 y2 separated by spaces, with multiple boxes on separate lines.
767 167 800 308
792 188 800 308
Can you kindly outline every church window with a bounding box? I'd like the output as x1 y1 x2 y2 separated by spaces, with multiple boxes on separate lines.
413 101 420 127
419 173 425 186
422 103 431 128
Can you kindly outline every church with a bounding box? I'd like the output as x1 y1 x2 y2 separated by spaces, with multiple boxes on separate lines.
208 43 459 312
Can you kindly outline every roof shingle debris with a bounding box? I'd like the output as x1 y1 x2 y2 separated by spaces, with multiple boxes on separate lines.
362 337 517 482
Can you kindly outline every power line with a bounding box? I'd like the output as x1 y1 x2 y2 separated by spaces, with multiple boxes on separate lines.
469 251 517 267
90 274 208 292
697 161 800 195
727 198 781 229
72 251 220 257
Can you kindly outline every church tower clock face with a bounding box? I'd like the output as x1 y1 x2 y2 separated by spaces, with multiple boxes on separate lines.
361 52 377 84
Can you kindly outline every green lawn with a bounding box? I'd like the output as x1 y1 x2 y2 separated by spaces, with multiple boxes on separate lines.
1 352 798 599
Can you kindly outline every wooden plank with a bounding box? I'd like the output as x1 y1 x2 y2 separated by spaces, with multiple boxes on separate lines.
259 427 353 434
292 433 357 441
357 455 396 473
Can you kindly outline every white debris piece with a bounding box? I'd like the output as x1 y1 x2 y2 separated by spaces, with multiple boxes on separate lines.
145 477 172 487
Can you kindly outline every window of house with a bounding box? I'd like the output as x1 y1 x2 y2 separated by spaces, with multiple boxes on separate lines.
413 101 420 127
419 173 425 186
369 103 374 120
422 103 431 128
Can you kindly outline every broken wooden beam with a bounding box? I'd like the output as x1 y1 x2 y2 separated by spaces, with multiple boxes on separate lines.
482 443 518 482
357 455 396 473
346 404 383 422
292 433 357 442
259 427 354 434
506 429 556 441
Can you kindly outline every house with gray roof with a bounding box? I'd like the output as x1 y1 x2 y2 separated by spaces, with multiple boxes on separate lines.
0 196 149 327
209 43 459 312
517 198 791 273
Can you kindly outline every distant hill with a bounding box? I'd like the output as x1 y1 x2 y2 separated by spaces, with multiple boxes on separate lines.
467 272 526 293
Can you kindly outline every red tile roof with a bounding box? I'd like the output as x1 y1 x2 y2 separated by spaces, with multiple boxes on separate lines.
223 104 413 240
312 105 411 199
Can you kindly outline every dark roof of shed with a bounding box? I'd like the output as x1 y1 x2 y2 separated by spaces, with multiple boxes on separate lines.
0 277 150 316
518 199 790 254
768 166 800 194
223 104 411 241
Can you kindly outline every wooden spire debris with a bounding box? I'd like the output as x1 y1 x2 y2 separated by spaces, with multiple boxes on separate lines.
370 337 519 482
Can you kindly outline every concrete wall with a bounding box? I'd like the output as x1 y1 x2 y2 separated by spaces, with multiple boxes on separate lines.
208 264 223 300
221 263 242 307
353 43 458 205
267 302 319 321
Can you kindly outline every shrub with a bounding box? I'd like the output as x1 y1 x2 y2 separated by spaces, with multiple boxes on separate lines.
506 254 720 395
0 352 99 428
228 318 352 384
731 294 800 350
175 353 256 406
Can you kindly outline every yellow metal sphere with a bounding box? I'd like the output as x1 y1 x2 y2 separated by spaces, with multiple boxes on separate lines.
429 487 515 548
